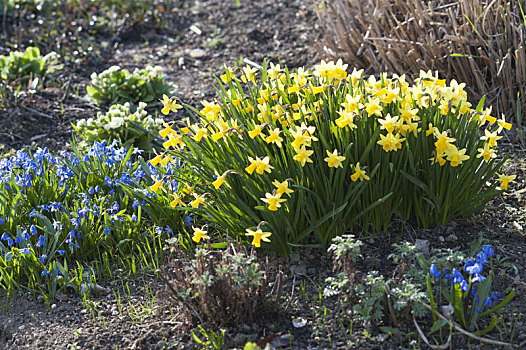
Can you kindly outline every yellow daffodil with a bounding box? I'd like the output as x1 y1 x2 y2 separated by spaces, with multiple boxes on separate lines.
378 114 400 134
241 65 257 83
248 124 264 139
245 156 273 175
265 128 283 147
160 94 182 115
182 184 194 195
481 129 502 147
497 114 512 133
377 133 405 152
159 125 175 138
220 66 236 83
350 163 370 181
365 97 383 117
477 144 497 162
433 130 456 155
200 100 221 120
430 154 447 166
149 178 164 192
212 171 229 190
497 174 516 190
149 153 163 167
190 193 205 208
272 179 293 197
324 149 346 168
444 145 469 167
341 94 363 114
335 110 357 129
245 228 272 248
293 146 314 167
261 192 287 211
192 226 210 243
169 193 184 207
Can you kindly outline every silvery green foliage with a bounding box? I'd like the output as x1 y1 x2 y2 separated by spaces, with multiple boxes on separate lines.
75 102 164 151
86 65 171 106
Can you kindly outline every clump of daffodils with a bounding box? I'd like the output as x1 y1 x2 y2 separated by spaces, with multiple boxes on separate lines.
150 60 514 255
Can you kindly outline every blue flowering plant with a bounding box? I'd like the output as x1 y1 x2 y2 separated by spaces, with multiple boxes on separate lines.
424 245 514 336
0 141 179 307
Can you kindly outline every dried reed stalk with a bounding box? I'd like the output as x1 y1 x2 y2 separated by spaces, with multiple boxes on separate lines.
314 0 526 126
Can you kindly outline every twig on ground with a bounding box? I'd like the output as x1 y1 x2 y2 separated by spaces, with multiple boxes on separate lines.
420 302 517 348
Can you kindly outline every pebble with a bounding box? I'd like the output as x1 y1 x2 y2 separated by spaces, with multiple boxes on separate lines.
19 325 25 330
189 48 206 58
51 304 57 310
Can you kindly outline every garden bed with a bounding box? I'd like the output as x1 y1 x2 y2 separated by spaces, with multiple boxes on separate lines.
1 1 525 349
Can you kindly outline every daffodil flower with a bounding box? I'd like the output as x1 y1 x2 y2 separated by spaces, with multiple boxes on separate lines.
192 226 210 243
272 180 293 197
245 228 272 248
261 192 286 211
476 144 497 162
497 174 516 190
160 94 182 115
444 145 470 167
350 163 370 181
293 146 314 167
324 149 346 168
190 193 205 208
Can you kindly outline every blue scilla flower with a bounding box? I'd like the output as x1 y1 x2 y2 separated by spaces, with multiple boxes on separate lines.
30 225 38 236
29 209 39 218
165 226 173 236
466 261 483 275
58 250 65 255
451 269 464 284
95 185 100 193
472 273 486 283
50 202 62 212
7 237 13 246
88 187 95 195
131 214 137 222
482 245 494 258
36 235 46 248
476 252 489 264
460 280 469 292
485 297 492 307
0 217 4 225
132 199 140 209
1 232 8 241
184 214 194 227
476 308 482 314
20 248 31 256
104 227 111 235
41 269 51 277
38 254 47 263
15 236 21 244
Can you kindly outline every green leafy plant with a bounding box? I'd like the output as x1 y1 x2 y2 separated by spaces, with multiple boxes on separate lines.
192 325 225 350
151 60 513 255
86 65 171 106
73 102 165 152
324 236 427 332
0 46 62 84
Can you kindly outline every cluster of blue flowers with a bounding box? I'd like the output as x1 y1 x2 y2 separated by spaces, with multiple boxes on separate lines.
0 140 163 283
429 245 501 313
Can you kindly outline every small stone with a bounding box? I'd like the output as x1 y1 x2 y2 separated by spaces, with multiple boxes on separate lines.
439 236 445 242
19 325 25 330
290 265 307 275
51 304 57 310
446 234 458 242
178 57 184 67
414 239 429 255
189 48 206 58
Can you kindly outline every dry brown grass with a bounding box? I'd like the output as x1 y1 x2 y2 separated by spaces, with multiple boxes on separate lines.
315 0 526 127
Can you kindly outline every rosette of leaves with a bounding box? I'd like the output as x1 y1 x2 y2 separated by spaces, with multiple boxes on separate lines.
73 102 164 151
0 46 62 84
86 65 171 106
